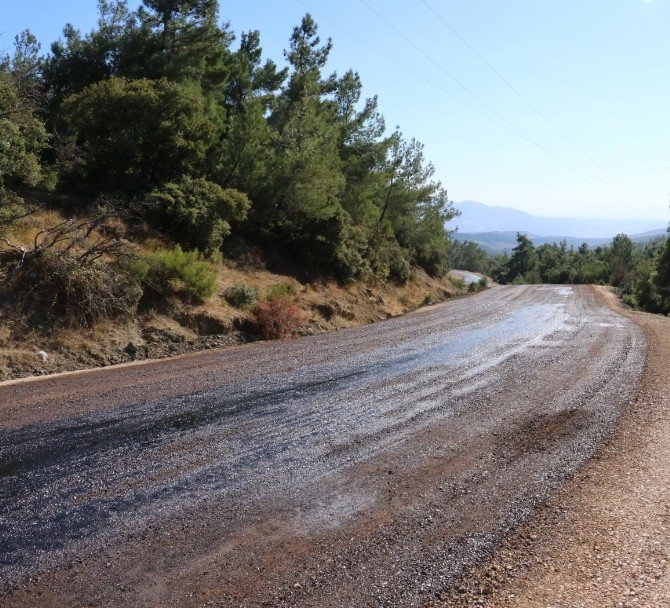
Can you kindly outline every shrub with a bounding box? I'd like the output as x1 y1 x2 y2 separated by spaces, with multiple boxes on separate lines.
448 275 465 290
254 296 307 340
149 245 218 301
3 251 141 327
279 208 371 283
468 277 488 292
224 284 259 309
386 245 412 284
147 177 250 254
421 292 435 306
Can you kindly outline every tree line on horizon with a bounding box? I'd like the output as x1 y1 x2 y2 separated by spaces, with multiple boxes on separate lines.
0 0 458 287
452 232 670 313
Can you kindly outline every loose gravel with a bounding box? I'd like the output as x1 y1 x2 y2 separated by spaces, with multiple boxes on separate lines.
436 287 670 608
0 285 645 607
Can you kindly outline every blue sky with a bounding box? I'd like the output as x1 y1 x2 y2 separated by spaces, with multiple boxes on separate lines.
2 0 669 221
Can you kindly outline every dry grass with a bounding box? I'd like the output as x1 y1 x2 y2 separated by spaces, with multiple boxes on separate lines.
0 208 466 380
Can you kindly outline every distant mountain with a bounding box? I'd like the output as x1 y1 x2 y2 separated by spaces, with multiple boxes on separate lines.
452 200 666 239
454 229 667 255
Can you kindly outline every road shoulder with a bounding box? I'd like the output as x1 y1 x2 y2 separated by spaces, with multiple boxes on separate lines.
436 286 670 607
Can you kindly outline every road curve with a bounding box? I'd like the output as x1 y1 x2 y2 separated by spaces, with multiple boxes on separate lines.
0 285 644 607
449 269 484 285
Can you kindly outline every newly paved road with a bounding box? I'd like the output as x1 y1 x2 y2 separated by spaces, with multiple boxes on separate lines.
0 285 644 607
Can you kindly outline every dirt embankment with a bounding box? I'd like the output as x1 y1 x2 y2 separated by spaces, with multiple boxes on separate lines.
437 286 670 608
0 259 468 383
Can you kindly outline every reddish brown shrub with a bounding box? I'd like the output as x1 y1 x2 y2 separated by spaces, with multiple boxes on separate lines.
254 296 308 340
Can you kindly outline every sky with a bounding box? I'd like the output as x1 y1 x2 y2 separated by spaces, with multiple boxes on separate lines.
2 0 669 222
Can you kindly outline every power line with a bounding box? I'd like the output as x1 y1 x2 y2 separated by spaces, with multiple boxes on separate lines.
296 1 658 210
356 0 636 205
294 1 527 135
419 0 662 214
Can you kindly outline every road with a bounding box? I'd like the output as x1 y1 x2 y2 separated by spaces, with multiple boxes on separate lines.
449 269 484 285
0 285 644 607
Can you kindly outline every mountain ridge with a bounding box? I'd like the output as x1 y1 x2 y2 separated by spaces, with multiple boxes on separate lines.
452 200 667 239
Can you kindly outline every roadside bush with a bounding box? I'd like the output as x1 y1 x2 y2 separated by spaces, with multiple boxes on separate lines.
621 292 639 309
279 209 371 283
224 284 259 309
448 275 465 290
367 233 413 284
3 251 141 327
386 245 412 284
468 276 488 292
148 245 218 302
421 292 435 306
253 296 307 340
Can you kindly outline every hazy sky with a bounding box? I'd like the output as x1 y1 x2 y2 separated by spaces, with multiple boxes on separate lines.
2 0 669 221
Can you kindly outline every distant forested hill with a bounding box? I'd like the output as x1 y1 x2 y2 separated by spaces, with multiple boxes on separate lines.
454 229 667 254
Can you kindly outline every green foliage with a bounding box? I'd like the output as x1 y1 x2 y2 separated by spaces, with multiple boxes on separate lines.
448 275 465 290
421 292 435 306
276 207 372 283
450 240 491 274
384 242 413 283
62 77 216 193
482 230 669 315
0 69 50 194
147 177 249 253
608 233 635 287
149 245 218 301
653 233 670 310
378 133 458 276
504 233 537 283
224 284 259 309
5 4 462 300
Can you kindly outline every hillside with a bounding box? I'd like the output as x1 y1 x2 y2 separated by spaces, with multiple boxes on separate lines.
0 203 474 382
0 5 469 381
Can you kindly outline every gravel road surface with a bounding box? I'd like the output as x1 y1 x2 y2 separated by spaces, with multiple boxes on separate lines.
0 285 644 607
449 270 483 285
438 287 670 608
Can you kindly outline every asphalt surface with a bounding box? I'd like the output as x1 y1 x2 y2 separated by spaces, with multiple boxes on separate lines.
448 270 483 285
0 285 644 607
